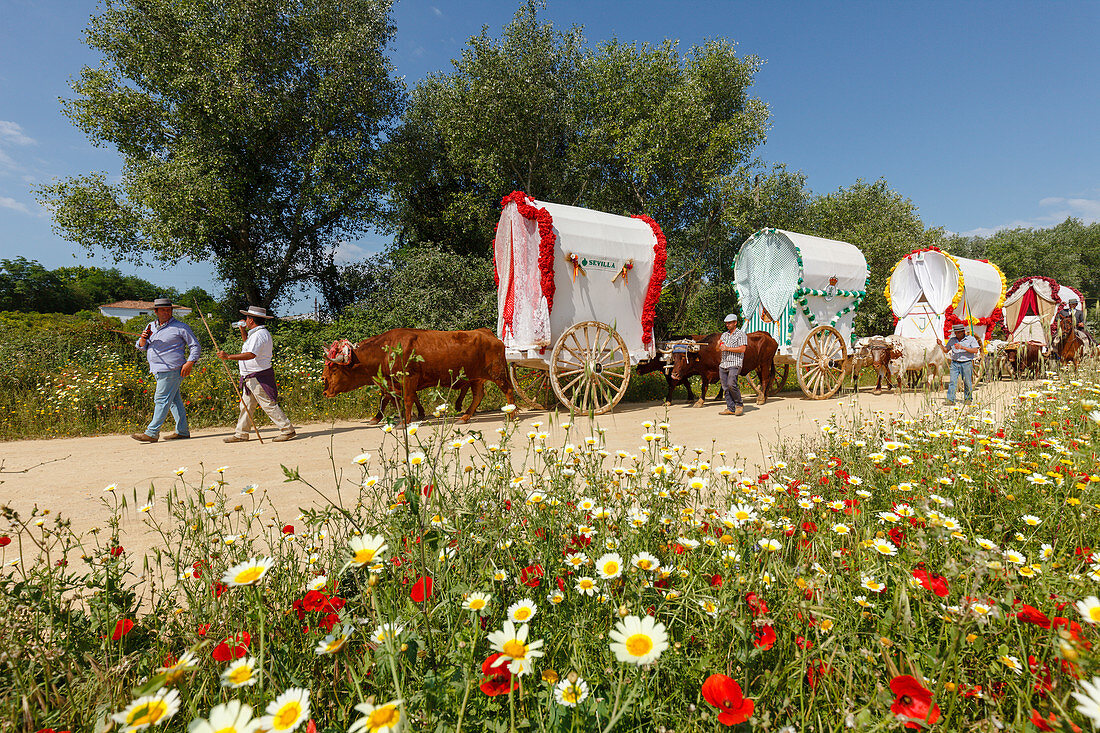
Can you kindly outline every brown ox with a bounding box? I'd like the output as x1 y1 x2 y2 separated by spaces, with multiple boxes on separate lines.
1001 341 1044 379
635 353 702 405
667 331 778 407
322 328 515 424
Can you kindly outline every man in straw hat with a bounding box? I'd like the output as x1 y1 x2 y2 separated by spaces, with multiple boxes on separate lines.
218 305 296 442
132 297 201 442
717 312 748 416
937 322 980 405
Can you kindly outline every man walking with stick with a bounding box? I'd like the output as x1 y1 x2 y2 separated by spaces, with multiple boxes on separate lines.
218 306 296 443
132 297 201 442
717 313 748 416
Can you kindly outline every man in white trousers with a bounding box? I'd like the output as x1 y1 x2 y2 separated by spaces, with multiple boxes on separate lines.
218 305 296 442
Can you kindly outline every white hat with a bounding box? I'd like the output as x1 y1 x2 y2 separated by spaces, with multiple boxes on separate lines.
723 313 739 323
240 305 275 319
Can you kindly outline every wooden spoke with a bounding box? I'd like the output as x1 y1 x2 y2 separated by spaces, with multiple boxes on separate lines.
510 365 557 410
796 325 847 400
550 321 632 415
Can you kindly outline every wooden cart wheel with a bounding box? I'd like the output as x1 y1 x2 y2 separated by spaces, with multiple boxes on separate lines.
549 321 631 415
509 364 556 409
740 363 788 399
796 325 847 400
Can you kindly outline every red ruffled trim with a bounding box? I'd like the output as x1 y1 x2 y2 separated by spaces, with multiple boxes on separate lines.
500 191 556 314
942 309 966 339
942 307 1003 338
1005 275 1060 306
631 214 667 346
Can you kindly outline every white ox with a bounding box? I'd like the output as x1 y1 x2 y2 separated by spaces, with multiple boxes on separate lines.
883 336 948 391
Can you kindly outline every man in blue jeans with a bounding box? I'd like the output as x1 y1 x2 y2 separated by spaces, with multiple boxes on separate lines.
132 297 201 442
937 322 980 404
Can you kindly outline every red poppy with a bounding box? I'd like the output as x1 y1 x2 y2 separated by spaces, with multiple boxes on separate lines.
411 576 433 603
213 582 228 599
1030 709 1057 731
109 546 124 557
752 624 776 650
111 618 134 640
890 675 940 729
710 574 723 587
806 660 829 689
701 674 754 726
281 524 295 534
212 631 251 662
912 567 949 598
0 536 10 547
745 592 768 617
520 564 544 587
1015 604 1052 629
479 653 518 696
197 623 211 636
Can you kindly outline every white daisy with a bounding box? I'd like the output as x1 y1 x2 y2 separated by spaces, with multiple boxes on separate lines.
608 615 668 666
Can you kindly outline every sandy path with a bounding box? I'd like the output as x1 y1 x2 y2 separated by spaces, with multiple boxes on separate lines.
0 381 1028 555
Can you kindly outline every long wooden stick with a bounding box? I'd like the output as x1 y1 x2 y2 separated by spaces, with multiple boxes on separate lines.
192 302 264 444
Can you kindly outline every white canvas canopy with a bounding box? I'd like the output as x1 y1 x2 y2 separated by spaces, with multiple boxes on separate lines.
1003 277 1059 344
888 249 1006 340
1057 284 1085 315
733 228 868 355
494 193 665 364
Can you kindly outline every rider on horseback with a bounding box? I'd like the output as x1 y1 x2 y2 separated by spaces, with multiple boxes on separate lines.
1058 298 1095 348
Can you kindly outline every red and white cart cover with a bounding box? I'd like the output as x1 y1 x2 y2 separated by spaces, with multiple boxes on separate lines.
887 248 1006 341
1003 276 1061 344
493 192 666 364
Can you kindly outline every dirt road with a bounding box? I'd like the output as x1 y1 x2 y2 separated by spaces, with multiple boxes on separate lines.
0 381 1029 555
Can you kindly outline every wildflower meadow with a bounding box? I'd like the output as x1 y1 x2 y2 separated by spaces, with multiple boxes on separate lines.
5 376 1100 732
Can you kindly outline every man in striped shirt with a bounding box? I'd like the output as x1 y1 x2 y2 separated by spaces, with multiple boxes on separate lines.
718 313 748 416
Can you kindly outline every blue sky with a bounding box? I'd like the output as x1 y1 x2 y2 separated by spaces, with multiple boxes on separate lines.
1 0 1098 312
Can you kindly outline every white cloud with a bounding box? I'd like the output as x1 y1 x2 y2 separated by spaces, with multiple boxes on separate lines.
960 190 1100 237
431 5 442 16
334 241 367 263
0 121 35 146
0 196 31 214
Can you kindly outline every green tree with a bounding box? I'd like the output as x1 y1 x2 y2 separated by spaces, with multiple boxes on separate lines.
38 0 404 310
0 258 81 313
804 179 937 336
382 5 768 258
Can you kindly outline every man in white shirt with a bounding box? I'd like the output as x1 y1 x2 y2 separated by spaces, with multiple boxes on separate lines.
217 305 296 442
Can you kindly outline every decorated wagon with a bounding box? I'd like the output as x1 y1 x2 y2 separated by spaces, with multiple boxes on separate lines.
493 191 666 414
1003 276 1064 345
732 228 869 400
886 247 1006 381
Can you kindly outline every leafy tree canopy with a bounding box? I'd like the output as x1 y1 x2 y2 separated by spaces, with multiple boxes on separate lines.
382 3 769 261
38 0 405 310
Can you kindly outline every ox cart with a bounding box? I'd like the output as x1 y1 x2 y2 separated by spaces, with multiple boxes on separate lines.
733 228 869 400
887 247 1006 382
493 192 667 414
994 276 1066 377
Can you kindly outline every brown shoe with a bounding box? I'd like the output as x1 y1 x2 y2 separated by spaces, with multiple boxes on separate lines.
735 405 743 416
162 432 190 440
272 432 296 442
223 435 249 443
131 433 158 443
719 409 734 415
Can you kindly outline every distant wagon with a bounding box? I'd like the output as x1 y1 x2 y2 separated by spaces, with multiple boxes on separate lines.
1002 276 1066 345
733 228 869 400
493 191 667 414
